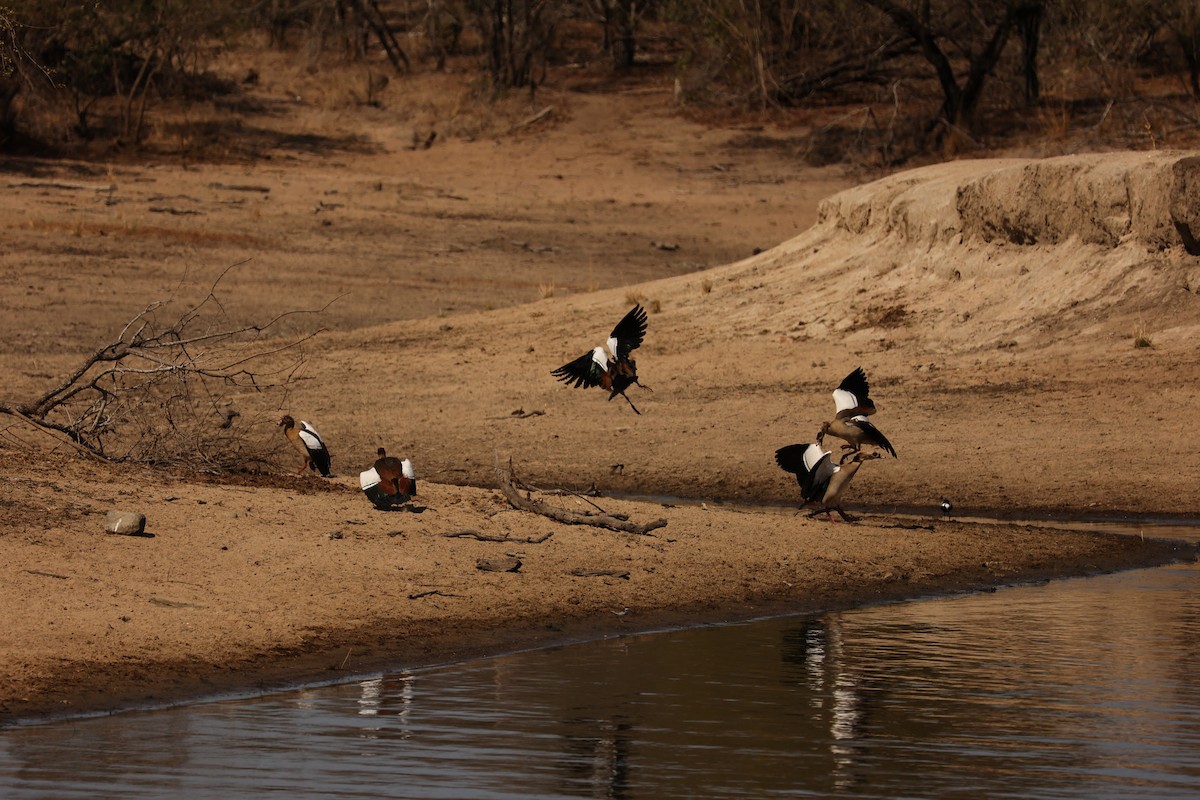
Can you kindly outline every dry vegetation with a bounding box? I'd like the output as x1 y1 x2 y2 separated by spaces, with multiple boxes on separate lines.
3 1 1200 168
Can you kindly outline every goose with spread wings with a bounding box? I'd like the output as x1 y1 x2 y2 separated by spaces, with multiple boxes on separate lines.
818 367 897 458
775 442 881 522
360 447 417 509
551 304 650 414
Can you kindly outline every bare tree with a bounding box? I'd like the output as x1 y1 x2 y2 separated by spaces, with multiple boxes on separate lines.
1155 0 1200 98
464 0 564 89
860 0 1046 136
0 264 333 470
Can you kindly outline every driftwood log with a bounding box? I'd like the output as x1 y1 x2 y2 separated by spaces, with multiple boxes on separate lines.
442 529 553 544
496 460 667 536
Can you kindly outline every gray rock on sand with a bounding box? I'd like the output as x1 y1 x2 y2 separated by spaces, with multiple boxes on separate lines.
104 511 147 535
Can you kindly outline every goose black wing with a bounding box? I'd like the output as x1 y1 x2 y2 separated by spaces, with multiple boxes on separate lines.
552 350 606 389
298 422 332 476
856 418 897 457
775 443 837 501
833 366 876 418
609 304 648 361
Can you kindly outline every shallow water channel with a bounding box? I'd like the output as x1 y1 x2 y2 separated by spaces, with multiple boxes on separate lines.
2 526 1199 799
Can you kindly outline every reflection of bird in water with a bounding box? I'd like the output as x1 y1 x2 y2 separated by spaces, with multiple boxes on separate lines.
818 367 897 458
551 304 650 414
279 415 332 477
941 498 953 517
775 443 881 522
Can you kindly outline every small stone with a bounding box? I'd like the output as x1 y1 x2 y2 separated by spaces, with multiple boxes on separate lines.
104 511 146 535
477 556 521 573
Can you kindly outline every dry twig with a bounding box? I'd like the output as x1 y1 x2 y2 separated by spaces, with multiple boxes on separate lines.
0 261 337 468
496 457 667 536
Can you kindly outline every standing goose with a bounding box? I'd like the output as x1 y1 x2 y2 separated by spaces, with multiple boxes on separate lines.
775 443 881 522
818 367 897 458
551 304 649 414
360 447 417 509
279 415 332 477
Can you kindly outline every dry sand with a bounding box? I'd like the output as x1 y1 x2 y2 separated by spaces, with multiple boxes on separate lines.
2 75 1198 726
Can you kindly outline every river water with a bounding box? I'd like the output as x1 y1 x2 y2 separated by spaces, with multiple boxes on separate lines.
2 533 1198 799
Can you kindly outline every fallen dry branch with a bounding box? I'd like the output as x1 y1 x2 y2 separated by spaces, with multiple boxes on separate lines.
486 408 545 420
496 459 667 536
568 568 631 580
408 589 463 600
442 529 553 544
25 569 70 580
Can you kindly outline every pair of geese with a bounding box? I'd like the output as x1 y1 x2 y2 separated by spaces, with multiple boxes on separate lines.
553 306 898 522
282 306 897 520
278 416 416 509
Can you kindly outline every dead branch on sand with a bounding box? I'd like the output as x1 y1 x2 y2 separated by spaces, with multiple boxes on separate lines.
486 408 545 420
441 529 554 544
0 261 336 469
408 589 463 600
568 568 631 580
495 457 668 536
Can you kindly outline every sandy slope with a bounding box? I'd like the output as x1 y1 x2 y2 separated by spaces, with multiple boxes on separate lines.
302 151 1200 517
2 81 1199 725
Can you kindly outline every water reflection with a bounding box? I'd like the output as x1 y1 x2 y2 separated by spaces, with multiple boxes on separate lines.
2 562 1199 799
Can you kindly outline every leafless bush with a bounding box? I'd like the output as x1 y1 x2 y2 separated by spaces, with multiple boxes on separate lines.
0 263 333 471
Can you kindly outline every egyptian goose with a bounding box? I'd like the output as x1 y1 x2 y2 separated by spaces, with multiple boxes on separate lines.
775 443 881 522
551 304 649 414
360 448 417 509
818 367 897 458
279 415 332 477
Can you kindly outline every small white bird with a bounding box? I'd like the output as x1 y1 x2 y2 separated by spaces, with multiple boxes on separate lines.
279 415 332 477
818 367 897 458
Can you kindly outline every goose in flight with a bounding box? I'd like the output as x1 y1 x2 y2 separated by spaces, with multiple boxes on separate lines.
551 304 650 414
818 367 897 458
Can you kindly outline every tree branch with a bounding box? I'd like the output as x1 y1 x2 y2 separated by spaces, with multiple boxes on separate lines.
495 458 667 536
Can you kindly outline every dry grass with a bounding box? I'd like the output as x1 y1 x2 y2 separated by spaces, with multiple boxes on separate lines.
1133 321 1154 348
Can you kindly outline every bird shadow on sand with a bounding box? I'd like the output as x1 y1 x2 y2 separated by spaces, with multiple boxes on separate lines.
371 504 428 514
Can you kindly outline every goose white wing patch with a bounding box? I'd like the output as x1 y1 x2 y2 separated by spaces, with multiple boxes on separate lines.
297 423 325 452
802 444 831 473
591 346 609 371
832 389 861 414
401 459 415 479
359 467 381 491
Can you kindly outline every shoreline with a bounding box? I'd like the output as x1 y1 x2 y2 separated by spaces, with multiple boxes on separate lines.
2 465 1194 728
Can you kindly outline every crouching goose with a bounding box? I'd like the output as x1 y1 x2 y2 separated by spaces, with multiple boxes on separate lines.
775 442 881 522
551 304 650 414
279 415 332 477
818 367 897 458
360 448 417 509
